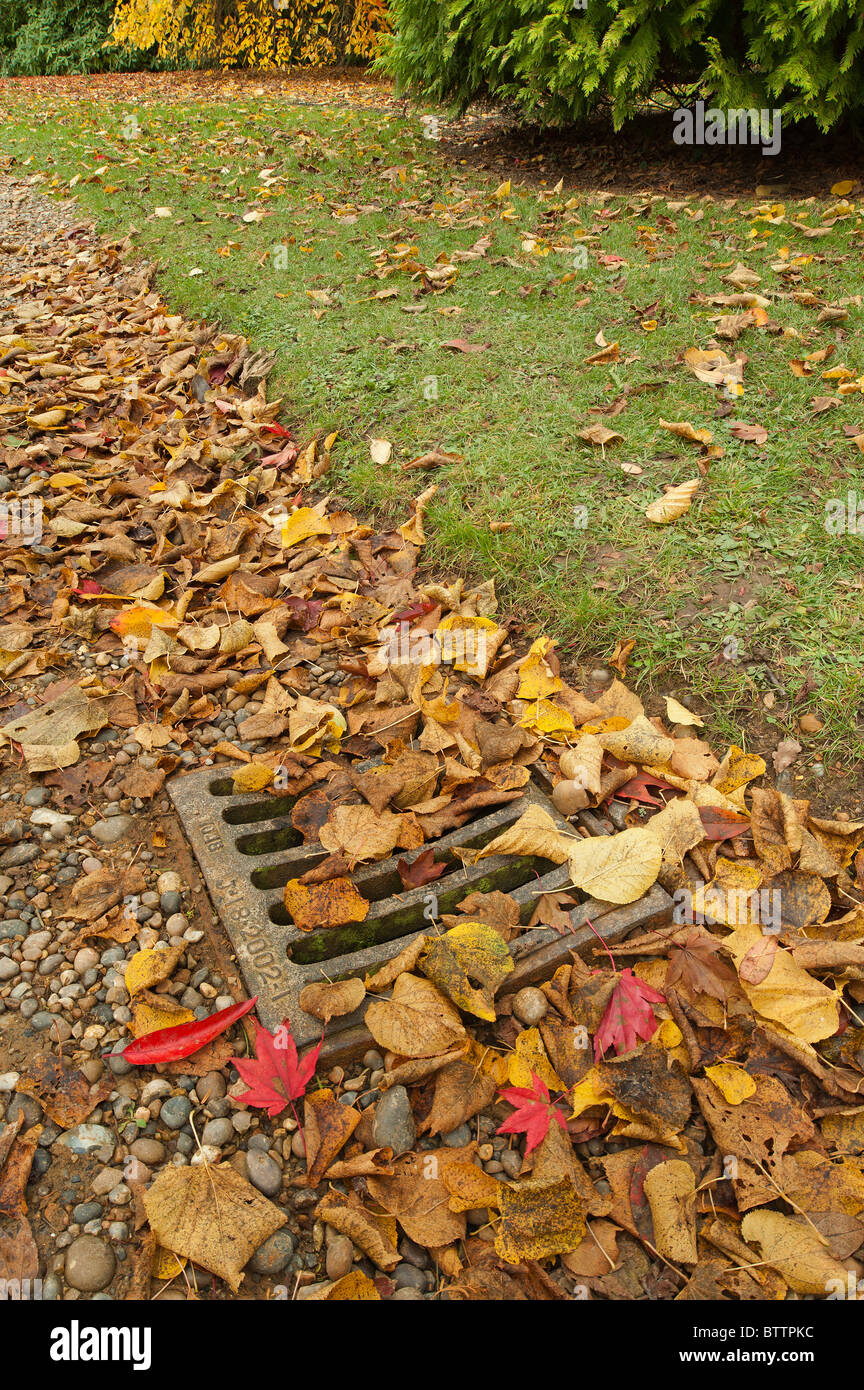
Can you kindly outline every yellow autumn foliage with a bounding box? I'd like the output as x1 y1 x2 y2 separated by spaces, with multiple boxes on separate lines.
109 0 390 69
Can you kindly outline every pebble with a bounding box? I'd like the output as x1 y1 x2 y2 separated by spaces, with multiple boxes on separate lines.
6 1094 42 1127
0 844 39 868
159 1095 193 1130
441 1123 472 1147
72 1202 103 1226
165 913 187 936
247 1230 295 1276
130 1137 165 1165
512 987 548 1026
57 1124 115 1156
394 1262 427 1292
246 1149 282 1198
372 1086 416 1154
500 1148 522 1179
325 1234 354 1281
391 1286 425 1300
160 891 182 915
0 1072 20 1092
64 1235 116 1293
90 816 134 845
0 959 19 981
201 1117 234 1147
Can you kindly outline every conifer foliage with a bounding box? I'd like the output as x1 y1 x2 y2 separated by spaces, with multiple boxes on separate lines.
383 0 864 131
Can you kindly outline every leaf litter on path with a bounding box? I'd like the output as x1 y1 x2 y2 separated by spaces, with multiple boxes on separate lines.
1 164 864 1305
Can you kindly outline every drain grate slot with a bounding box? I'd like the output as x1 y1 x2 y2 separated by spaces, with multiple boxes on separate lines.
169 762 673 1053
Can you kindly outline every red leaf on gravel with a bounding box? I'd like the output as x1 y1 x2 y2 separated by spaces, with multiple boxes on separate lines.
233 1017 322 1118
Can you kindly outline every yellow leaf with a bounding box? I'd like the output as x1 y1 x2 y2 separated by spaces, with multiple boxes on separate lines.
281 507 332 549
645 478 700 524
232 763 275 793
704 1063 757 1105
517 636 563 700
724 923 839 1043
419 921 514 1021
509 1026 564 1090
48 472 85 489
831 180 855 197
741 1209 849 1295
125 943 184 998
567 827 662 904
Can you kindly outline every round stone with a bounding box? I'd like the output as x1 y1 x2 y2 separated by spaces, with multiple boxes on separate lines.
246 1149 282 1198
64 1235 116 1292
394 1262 427 1292
247 1229 295 1276
512 987 548 1026
441 1123 471 1148
72 1201 103 1226
160 891 182 915
159 1095 193 1130
157 872 182 895
201 1117 234 1147
325 1234 354 1282
500 1148 523 1179
130 1137 165 1164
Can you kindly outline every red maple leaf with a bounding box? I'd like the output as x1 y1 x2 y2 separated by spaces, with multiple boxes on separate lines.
613 772 678 807
593 968 666 1061
232 1017 322 1118
496 1072 568 1154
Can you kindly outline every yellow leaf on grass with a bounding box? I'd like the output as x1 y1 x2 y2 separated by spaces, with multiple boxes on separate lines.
659 420 712 445
567 827 662 904
665 696 704 727
704 1063 757 1105
645 478 700 524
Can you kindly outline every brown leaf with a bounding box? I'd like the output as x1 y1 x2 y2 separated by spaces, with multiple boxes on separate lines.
298 977 366 1022
304 1088 361 1186
364 973 466 1058
143 1162 287 1294
14 1053 110 1128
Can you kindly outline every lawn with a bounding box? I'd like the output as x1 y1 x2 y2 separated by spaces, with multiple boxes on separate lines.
2 73 863 785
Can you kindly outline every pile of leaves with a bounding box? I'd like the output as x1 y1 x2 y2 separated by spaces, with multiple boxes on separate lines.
4 184 864 1302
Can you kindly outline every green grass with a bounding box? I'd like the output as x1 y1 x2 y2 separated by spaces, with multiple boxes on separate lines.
2 80 863 776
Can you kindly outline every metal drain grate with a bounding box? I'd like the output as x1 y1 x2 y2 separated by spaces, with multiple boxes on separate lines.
169 766 673 1057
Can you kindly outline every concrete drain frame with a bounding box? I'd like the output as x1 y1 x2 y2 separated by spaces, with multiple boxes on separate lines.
169 765 673 1063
